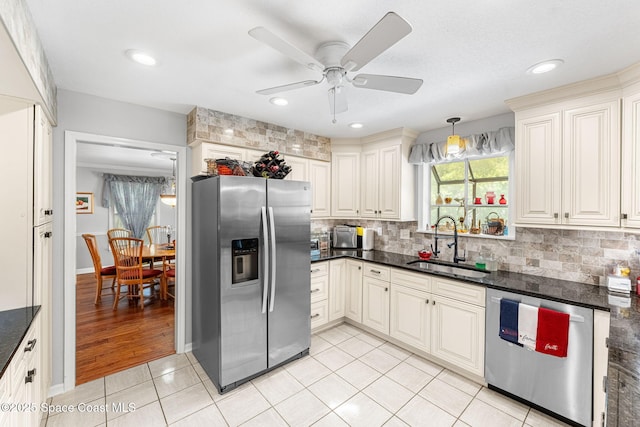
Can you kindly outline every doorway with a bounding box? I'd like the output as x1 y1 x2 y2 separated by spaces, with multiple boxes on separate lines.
64 131 187 391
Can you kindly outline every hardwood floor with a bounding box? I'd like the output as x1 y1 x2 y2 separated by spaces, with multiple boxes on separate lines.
75 272 175 385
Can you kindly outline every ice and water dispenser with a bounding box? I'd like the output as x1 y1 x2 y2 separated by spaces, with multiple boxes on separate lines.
231 238 259 284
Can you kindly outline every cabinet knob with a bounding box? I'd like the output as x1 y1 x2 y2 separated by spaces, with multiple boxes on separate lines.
564 212 569 219
622 213 628 220
425 299 429 304
44 231 52 238
24 339 36 352
385 287 388 292
553 213 559 219
432 300 436 305
356 210 359 214
310 313 320 319
25 369 36 384
44 209 53 215
358 266 361 270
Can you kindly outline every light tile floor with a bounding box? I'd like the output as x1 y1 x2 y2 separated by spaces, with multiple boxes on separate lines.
43 324 571 427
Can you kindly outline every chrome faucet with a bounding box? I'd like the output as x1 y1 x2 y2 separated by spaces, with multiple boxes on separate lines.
431 215 466 263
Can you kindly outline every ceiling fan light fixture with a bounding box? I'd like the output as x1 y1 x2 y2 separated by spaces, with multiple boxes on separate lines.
446 117 463 155
125 49 157 66
349 122 363 129
269 97 288 106
527 59 564 74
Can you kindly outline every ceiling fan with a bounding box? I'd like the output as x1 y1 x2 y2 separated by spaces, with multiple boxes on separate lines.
249 12 423 122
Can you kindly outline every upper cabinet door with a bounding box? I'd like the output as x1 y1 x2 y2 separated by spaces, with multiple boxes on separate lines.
331 152 360 218
563 100 620 227
378 145 401 219
360 149 379 218
284 156 308 182
622 90 640 228
34 105 53 226
309 160 331 218
515 112 562 225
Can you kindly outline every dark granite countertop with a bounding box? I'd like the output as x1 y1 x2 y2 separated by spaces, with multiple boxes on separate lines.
313 249 639 427
0 306 41 379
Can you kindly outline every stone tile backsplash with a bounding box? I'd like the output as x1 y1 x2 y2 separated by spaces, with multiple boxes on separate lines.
187 107 331 161
313 219 640 286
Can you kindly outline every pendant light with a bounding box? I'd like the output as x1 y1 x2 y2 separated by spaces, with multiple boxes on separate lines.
446 117 462 155
160 157 177 207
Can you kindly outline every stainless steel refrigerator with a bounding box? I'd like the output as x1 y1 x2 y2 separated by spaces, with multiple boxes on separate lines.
192 175 311 394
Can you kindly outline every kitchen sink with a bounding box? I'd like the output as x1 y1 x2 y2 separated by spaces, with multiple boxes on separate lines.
407 260 488 279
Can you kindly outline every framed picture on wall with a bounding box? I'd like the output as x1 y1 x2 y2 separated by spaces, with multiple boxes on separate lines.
76 192 94 214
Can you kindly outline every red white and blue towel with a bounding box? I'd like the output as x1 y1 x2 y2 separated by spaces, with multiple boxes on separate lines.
499 299 570 358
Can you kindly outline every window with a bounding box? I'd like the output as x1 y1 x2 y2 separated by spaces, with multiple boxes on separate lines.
419 152 514 238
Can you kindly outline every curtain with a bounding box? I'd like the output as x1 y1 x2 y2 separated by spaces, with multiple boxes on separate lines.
102 174 166 239
409 126 515 164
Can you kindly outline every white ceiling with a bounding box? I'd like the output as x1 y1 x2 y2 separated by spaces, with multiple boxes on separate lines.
25 0 640 139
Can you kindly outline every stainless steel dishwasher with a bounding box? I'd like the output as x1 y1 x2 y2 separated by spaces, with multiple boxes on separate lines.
485 288 594 427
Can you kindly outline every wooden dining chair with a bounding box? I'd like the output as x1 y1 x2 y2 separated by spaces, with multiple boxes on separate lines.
162 240 176 300
109 237 164 310
107 228 132 240
82 234 117 304
146 225 169 245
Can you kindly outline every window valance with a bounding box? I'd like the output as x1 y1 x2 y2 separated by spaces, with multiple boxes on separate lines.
409 126 515 164
101 174 166 208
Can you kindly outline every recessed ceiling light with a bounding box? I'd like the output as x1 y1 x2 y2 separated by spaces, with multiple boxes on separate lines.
269 97 288 106
527 59 564 74
223 128 234 135
125 49 157 66
349 122 363 129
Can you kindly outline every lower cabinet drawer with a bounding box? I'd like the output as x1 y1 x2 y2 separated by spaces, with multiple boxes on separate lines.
310 300 329 329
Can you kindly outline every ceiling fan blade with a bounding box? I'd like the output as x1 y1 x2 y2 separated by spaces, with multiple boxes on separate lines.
352 74 423 94
328 86 348 114
249 27 324 72
340 12 412 72
256 80 321 95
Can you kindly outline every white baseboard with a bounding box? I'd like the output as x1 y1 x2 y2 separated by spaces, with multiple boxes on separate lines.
76 267 94 275
48 382 66 398
183 342 193 353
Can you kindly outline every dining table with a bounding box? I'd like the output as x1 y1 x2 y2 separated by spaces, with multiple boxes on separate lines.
141 244 175 300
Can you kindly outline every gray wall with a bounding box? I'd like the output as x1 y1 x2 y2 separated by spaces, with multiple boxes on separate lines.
52 89 188 388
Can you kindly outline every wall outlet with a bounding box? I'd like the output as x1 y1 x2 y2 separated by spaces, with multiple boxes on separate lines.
376 227 382 236
400 229 410 239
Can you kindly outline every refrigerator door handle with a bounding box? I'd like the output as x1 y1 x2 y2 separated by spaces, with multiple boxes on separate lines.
261 206 269 314
268 206 277 312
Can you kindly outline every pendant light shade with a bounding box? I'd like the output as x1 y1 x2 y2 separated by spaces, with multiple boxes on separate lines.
446 117 462 155
160 158 177 207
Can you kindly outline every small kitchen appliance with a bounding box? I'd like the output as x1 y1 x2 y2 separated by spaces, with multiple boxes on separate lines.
333 225 357 248
361 228 375 251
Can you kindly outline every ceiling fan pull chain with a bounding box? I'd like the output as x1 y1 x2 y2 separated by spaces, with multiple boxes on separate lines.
332 87 337 124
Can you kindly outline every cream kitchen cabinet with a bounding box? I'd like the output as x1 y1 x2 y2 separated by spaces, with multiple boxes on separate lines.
309 160 331 218
430 277 485 377
344 260 363 323
1 312 43 427
361 145 405 219
621 86 640 228
512 92 620 228
284 155 330 218
190 142 245 175
34 106 53 226
331 151 360 218
310 262 329 330
389 269 432 353
328 259 346 321
361 263 390 334
332 128 416 220
33 223 52 404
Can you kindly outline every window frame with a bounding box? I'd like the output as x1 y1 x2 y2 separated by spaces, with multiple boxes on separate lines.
416 151 516 240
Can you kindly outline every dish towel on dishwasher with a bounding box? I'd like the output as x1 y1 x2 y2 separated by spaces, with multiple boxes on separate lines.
535 307 570 357
517 303 538 350
499 298 520 344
